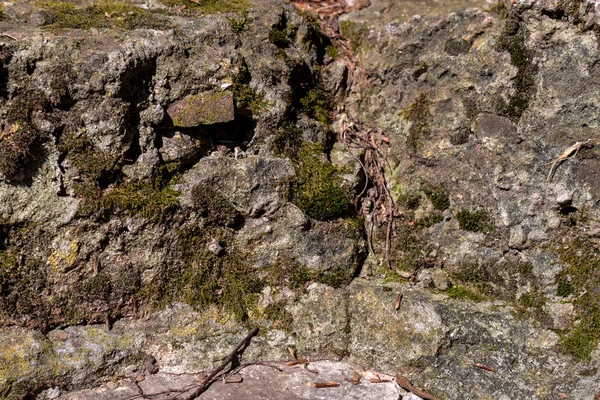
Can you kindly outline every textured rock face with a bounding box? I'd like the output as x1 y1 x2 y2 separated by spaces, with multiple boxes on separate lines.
340 0 600 397
2 0 600 399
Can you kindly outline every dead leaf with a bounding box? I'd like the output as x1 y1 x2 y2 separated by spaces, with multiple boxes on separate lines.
344 371 362 385
474 363 496 373
369 378 391 383
288 346 297 360
395 374 440 400
312 381 340 388
560 393 567 399
287 357 308 366
395 293 403 311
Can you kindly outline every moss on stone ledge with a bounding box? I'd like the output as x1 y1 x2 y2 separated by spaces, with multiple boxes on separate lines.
100 179 180 221
144 226 263 321
38 0 173 31
59 132 179 221
162 0 250 15
553 236 600 360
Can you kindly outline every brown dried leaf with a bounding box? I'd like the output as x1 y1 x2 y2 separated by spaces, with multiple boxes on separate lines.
312 381 340 388
345 371 362 385
369 378 391 383
474 363 496 372
286 357 308 366
395 293 403 311
288 346 297 360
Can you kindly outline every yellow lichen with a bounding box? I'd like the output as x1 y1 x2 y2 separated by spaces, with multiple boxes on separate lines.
48 241 79 272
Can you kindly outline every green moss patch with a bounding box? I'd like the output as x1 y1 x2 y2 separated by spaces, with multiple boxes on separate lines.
456 209 491 232
496 18 537 121
162 0 249 15
299 86 333 125
445 285 484 302
269 12 297 48
288 144 351 221
416 214 443 228
264 257 355 290
554 236 600 360
0 122 45 180
38 0 172 31
448 257 551 324
100 179 180 221
392 218 425 273
144 226 263 321
232 59 268 114
423 185 450 211
400 93 431 155
59 132 179 221
227 12 250 34
339 20 369 52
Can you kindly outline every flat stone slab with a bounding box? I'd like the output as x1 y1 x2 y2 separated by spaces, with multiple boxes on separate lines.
59 361 407 400
341 0 495 25
167 91 235 127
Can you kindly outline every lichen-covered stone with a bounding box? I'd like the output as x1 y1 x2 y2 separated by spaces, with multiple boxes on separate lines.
2 0 600 398
167 91 235 127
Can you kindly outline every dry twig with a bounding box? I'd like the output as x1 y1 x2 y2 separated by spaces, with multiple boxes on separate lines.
179 327 259 400
312 381 340 388
395 374 439 400
474 363 496 372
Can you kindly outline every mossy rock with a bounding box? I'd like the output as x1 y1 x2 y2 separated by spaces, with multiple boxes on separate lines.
455 209 491 232
423 185 450 211
268 12 297 48
38 0 173 31
161 0 250 15
0 122 45 180
289 144 351 221
299 86 333 125
232 59 268 114
553 236 600 360
144 226 263 321
400 93 431 154
167 91 235 128
496 17 537 121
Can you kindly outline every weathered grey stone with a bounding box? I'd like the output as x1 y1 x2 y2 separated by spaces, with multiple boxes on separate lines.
330 141 366 195
159 131 207 164
3 0 600 399
179 155 295 217
61 362 404 400
432 268 450 291
556 191 573 207
508 224 526 248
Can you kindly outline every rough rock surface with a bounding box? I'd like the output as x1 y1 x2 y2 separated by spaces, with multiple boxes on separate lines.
60 362 403 400
1 0 600 399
